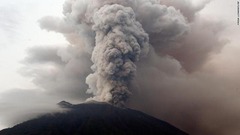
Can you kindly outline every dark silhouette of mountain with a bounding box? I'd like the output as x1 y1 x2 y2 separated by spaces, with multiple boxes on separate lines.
0 101 188 135
57 100 74 108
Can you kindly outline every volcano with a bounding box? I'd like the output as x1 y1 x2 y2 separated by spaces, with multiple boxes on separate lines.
0 101 188 135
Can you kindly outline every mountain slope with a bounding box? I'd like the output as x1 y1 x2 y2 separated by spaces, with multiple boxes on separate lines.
0 102 188 135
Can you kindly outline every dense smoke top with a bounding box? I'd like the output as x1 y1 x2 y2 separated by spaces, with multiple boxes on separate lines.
39 0 189 106
1 0 240 135
85 4 150 107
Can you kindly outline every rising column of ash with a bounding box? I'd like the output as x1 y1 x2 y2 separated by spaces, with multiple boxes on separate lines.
39 0 188 107
86 4 150 107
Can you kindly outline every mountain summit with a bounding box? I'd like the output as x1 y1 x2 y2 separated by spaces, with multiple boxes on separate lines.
0 102 188 135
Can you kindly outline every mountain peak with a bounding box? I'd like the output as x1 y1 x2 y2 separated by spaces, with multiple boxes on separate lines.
57 100 73 108
0 103 188 135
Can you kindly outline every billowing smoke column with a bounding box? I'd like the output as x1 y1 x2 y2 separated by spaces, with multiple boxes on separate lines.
86 4 149 107
38 0 188 107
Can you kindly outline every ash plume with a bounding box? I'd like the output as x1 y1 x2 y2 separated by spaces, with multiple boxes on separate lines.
86 4 150 107
39 0 188 106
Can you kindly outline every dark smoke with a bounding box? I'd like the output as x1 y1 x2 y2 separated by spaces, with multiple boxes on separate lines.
86 4 150 107
39 0 188 106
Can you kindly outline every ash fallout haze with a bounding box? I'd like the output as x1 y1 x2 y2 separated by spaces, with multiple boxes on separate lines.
0 0 240 135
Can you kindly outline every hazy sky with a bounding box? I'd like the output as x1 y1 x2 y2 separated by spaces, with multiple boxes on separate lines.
0 0 240 134
0 0 67 92
0 0 67 129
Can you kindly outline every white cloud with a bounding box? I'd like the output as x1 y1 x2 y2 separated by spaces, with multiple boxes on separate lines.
0 0 67 92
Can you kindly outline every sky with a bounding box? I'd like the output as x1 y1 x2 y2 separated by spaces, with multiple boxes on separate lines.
1 0 240 135
0 0 67 92
0 0 67 129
